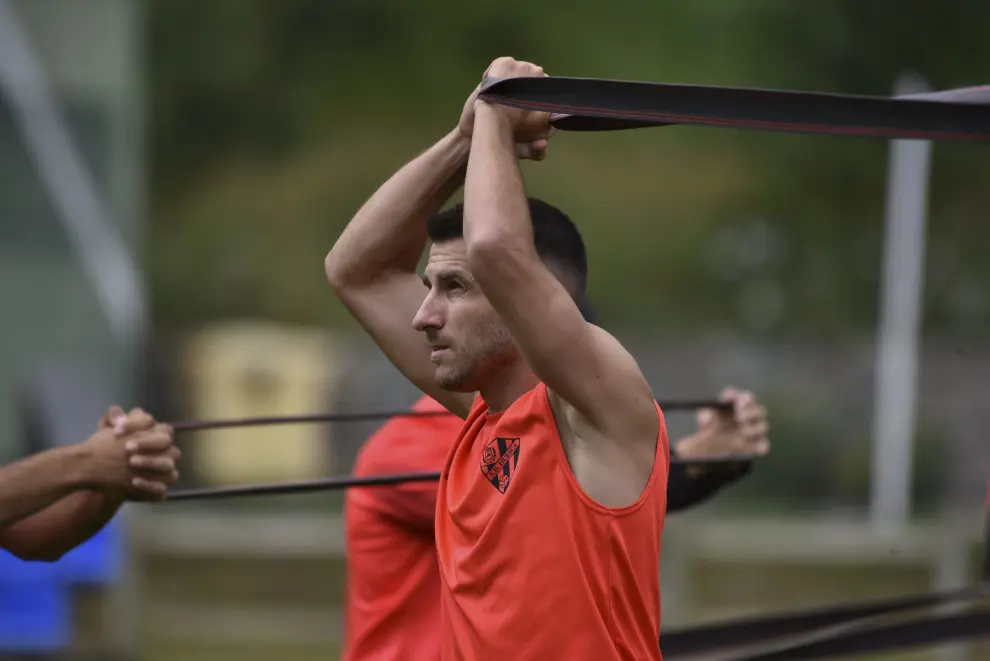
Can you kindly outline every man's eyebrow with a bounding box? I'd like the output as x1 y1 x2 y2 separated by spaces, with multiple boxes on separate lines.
424 267 473 284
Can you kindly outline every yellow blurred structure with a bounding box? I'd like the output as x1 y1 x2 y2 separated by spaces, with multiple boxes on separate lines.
181 321 341 485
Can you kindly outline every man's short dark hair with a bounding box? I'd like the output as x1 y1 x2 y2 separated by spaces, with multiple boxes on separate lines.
426 197 589 301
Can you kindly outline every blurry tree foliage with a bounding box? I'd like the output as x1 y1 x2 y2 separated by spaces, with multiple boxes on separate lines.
146 0 990 336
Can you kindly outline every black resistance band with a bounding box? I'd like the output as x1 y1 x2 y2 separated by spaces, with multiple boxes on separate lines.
478 76 990 141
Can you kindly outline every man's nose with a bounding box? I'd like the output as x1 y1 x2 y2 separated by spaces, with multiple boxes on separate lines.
413 296 443 332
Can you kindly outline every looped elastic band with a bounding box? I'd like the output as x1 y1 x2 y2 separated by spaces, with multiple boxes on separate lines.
479 76 990 141
167 399 730 432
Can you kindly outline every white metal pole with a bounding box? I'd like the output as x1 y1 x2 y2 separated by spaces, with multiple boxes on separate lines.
0 0 147 353
870 72 932 530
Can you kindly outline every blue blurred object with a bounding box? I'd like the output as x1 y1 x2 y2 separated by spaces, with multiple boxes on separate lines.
0 545 57 583
0 518 122 653
0 517 123 586
0 579 71 652
0 549 70 652
57 518 123 585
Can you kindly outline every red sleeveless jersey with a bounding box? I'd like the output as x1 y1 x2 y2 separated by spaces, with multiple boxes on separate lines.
435 383 669 660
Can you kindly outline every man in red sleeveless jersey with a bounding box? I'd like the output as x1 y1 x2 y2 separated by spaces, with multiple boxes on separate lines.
327 56 770 660
341 297 769 661
342 387 768 661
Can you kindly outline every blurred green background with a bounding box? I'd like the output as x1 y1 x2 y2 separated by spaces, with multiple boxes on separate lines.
147 0 990 335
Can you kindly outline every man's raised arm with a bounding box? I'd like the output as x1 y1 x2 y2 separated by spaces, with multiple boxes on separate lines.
325 83 546 419
462 58 658 444
325 127 473 418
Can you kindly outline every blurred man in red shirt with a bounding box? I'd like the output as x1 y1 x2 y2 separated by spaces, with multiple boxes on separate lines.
343 395 462 661
343 381 768 661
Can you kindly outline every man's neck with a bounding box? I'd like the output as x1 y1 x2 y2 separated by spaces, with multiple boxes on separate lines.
478 360 539 414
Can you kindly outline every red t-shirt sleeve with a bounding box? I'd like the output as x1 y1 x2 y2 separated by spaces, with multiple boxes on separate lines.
373 472 441 535
354 398 464 535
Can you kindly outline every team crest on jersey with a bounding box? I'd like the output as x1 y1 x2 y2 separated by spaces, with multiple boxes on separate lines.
480 437 520 494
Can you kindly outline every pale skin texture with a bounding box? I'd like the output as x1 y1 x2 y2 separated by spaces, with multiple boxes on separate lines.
0 406 181 561
326 57 770 508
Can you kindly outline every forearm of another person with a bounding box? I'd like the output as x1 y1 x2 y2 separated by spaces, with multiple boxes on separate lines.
0 489 124 561
0 405 180 560
324 128 475 419
665 449 752 513
0 445 97 531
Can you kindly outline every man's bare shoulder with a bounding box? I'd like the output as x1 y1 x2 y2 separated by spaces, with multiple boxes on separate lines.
563 324 659 434
545 384 661 508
